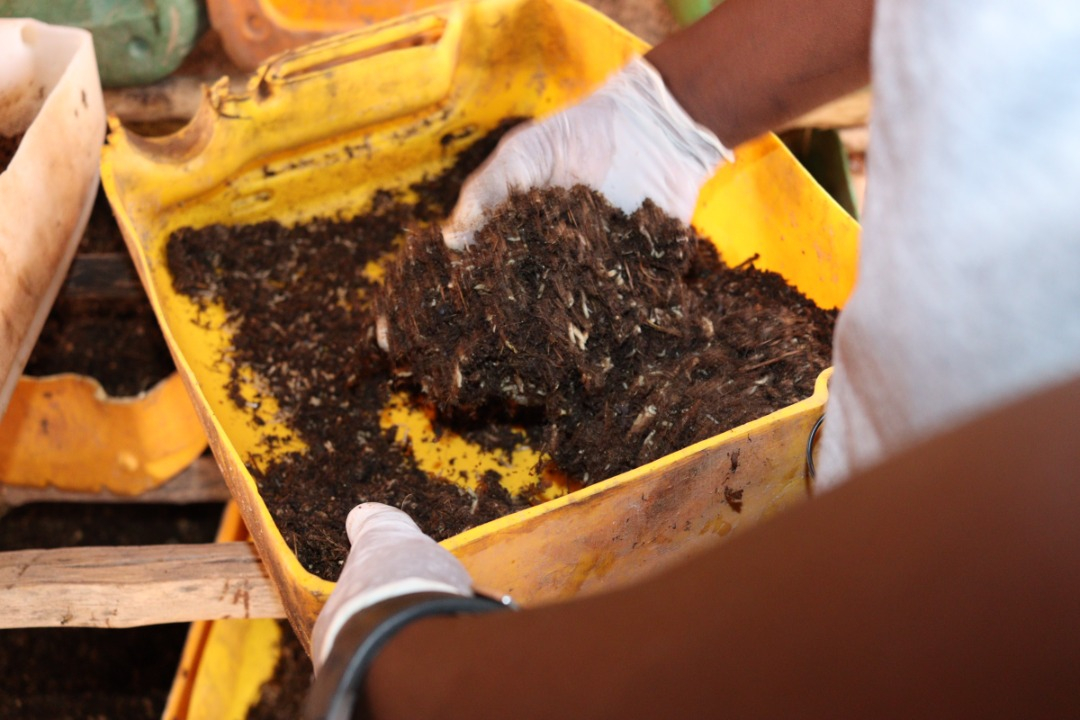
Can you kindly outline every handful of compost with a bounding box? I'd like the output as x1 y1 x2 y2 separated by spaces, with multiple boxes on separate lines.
372 58 832 484
375 186 739 482
375 186 716 415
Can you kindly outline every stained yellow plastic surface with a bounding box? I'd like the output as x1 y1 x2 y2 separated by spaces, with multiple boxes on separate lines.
163 504 281 720
208 0 454 70
381 391 572 502
0 373 207 494
102 0 859 652
171 378 835 720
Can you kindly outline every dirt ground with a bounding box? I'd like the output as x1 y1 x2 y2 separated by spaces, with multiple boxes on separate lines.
0 503 224 719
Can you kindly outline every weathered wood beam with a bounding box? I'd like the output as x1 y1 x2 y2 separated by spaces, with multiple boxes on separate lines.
0 541 285 628
60 253 144 301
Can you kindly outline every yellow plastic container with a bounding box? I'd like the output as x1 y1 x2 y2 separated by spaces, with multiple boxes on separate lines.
207 0 451 71
0 373 207 495
102 0 859 652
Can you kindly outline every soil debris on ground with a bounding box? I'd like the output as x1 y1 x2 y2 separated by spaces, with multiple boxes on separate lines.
0 502 224 720
24 296 176 396
376 185 836 483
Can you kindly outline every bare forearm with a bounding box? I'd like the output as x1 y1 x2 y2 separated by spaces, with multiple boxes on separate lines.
366 376 1080 719
646 0 873 147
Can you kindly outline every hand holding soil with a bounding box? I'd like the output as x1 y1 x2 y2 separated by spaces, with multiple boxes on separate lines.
377 184 835 483
442 58 730 250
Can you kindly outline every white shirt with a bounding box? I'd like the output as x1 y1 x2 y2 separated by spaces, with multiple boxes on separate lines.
815 0 1080 489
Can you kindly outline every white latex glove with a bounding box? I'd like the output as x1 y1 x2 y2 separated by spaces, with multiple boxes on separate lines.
310 503 475 672
443 56 733 249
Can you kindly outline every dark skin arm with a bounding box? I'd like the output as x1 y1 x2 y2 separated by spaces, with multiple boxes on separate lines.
365 374 1080 719
646 0 874 147
359 6 1080 717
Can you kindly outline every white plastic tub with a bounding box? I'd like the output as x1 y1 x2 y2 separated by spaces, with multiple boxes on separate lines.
0 19 106 416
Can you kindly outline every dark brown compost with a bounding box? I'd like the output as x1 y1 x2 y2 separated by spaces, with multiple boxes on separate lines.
0 502 224 720
23 189 176 396
376 185 835 483
246 621 313 720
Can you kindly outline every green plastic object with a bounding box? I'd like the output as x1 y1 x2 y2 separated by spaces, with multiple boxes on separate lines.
778 128 860 221
0 0 208 87
665 0 722 26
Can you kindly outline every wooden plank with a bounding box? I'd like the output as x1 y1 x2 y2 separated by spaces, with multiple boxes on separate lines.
61 253 143 301
0 456 231 508
0 542 286 628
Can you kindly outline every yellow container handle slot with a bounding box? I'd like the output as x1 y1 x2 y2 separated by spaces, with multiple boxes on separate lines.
108 4 464 212
263 9 456 86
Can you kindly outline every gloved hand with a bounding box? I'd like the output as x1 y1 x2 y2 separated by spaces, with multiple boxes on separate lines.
443 56 733 249
310 503 475 672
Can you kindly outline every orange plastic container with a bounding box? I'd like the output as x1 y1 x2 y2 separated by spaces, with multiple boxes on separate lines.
161 503 286 720
0 373 207 496
207 0 452 70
